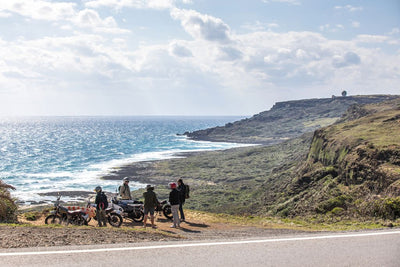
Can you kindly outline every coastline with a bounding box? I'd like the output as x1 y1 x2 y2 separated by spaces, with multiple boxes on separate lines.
32 148 249 202
100 151 208 185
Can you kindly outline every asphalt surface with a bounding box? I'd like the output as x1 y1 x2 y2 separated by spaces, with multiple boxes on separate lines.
1 229 399 267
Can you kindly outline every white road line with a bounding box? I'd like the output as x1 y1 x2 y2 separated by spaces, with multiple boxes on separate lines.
1 230 400 256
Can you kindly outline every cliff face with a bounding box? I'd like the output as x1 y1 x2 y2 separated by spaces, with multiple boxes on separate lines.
274 98 400 219
184 95 399 144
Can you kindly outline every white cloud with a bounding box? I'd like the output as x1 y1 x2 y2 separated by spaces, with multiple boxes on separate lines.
73 9 130 34
351 21 360 28
389 28 400 35
0 0 76 21
0 11 12 18
84 0 184 10
334 5 363 12
332 51 361 68
355 34 389 43
170 8 231 43
262 0 301 5
242 21 279 32
169 42 193 57
76 9 115 28
319 24 345 33
0 0 129 34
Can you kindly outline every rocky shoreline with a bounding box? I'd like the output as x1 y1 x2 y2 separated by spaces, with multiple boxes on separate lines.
17 150 206 205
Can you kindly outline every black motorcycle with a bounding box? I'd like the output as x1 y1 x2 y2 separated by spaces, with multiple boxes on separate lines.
112 197 173 222
112 197 144 222
45 195 88 226
156 200 172 220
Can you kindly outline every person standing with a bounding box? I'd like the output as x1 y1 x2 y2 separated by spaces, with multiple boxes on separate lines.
119 177 132 200
168 182 180 228
177 178 186 222
143 185 158 228
94 186 108 227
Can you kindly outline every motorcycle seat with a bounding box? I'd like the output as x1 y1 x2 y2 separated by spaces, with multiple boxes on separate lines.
68 210 84 215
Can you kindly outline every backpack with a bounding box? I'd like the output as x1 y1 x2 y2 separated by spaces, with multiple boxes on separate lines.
97 192 108 210
184 184 190 199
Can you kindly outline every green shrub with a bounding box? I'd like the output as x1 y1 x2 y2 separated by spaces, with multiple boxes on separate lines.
316 195 349 214
0 180 17 223
278 208 291 218
24 212 38 221
355 197 400 220
330 207 344 215
380 197 400 220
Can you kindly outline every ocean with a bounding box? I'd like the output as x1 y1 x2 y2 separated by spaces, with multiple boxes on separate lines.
0 116 247 204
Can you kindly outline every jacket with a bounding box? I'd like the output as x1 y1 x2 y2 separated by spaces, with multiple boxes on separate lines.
169 189 180 205
143 189 158 209
178 183 186 204
119 184 132 200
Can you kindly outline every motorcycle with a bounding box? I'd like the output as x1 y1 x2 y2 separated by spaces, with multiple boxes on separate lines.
86 198 123 227
111 197 173 222
45 195 88 226
156 200 173 220
112 197 144 223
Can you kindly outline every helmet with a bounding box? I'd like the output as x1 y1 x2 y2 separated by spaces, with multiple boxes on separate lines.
168 182 177 189
94 186 102 192
123 177 129 182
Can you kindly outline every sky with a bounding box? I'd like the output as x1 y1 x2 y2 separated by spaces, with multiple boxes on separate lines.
0 0 399 116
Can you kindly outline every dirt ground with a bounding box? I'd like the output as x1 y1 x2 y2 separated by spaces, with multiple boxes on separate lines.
1 210 308 249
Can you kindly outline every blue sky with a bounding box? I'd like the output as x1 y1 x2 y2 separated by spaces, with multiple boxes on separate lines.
0 0 399 116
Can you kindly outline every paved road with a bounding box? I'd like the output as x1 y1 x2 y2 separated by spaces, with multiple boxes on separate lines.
1 230 399 266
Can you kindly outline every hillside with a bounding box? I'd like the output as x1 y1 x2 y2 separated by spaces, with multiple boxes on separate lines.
107 95 400 221
271 98 400 219
184 95 399 144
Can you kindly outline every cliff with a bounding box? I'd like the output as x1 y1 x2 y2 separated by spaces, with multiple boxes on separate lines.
269 98 400 219
184 95 399 144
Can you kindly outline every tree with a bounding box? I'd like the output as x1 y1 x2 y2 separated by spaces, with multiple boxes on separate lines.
0 180 17 222
342 90 347 97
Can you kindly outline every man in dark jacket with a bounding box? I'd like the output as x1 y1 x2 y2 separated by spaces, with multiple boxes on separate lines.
94 186 108 227
143 185 158 228
169 182 180 228
177 179 186 222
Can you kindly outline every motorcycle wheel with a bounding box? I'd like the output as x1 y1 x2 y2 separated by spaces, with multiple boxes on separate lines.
70 215 88 226
108 213 123 227
132 211 144 222
163 205 173 220
45 214 62 225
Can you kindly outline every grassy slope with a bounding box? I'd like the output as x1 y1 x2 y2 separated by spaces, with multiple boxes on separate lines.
130 134 313 214
276 98 400 219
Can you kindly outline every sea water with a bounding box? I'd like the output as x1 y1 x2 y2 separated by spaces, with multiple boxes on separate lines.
0 116 247 204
